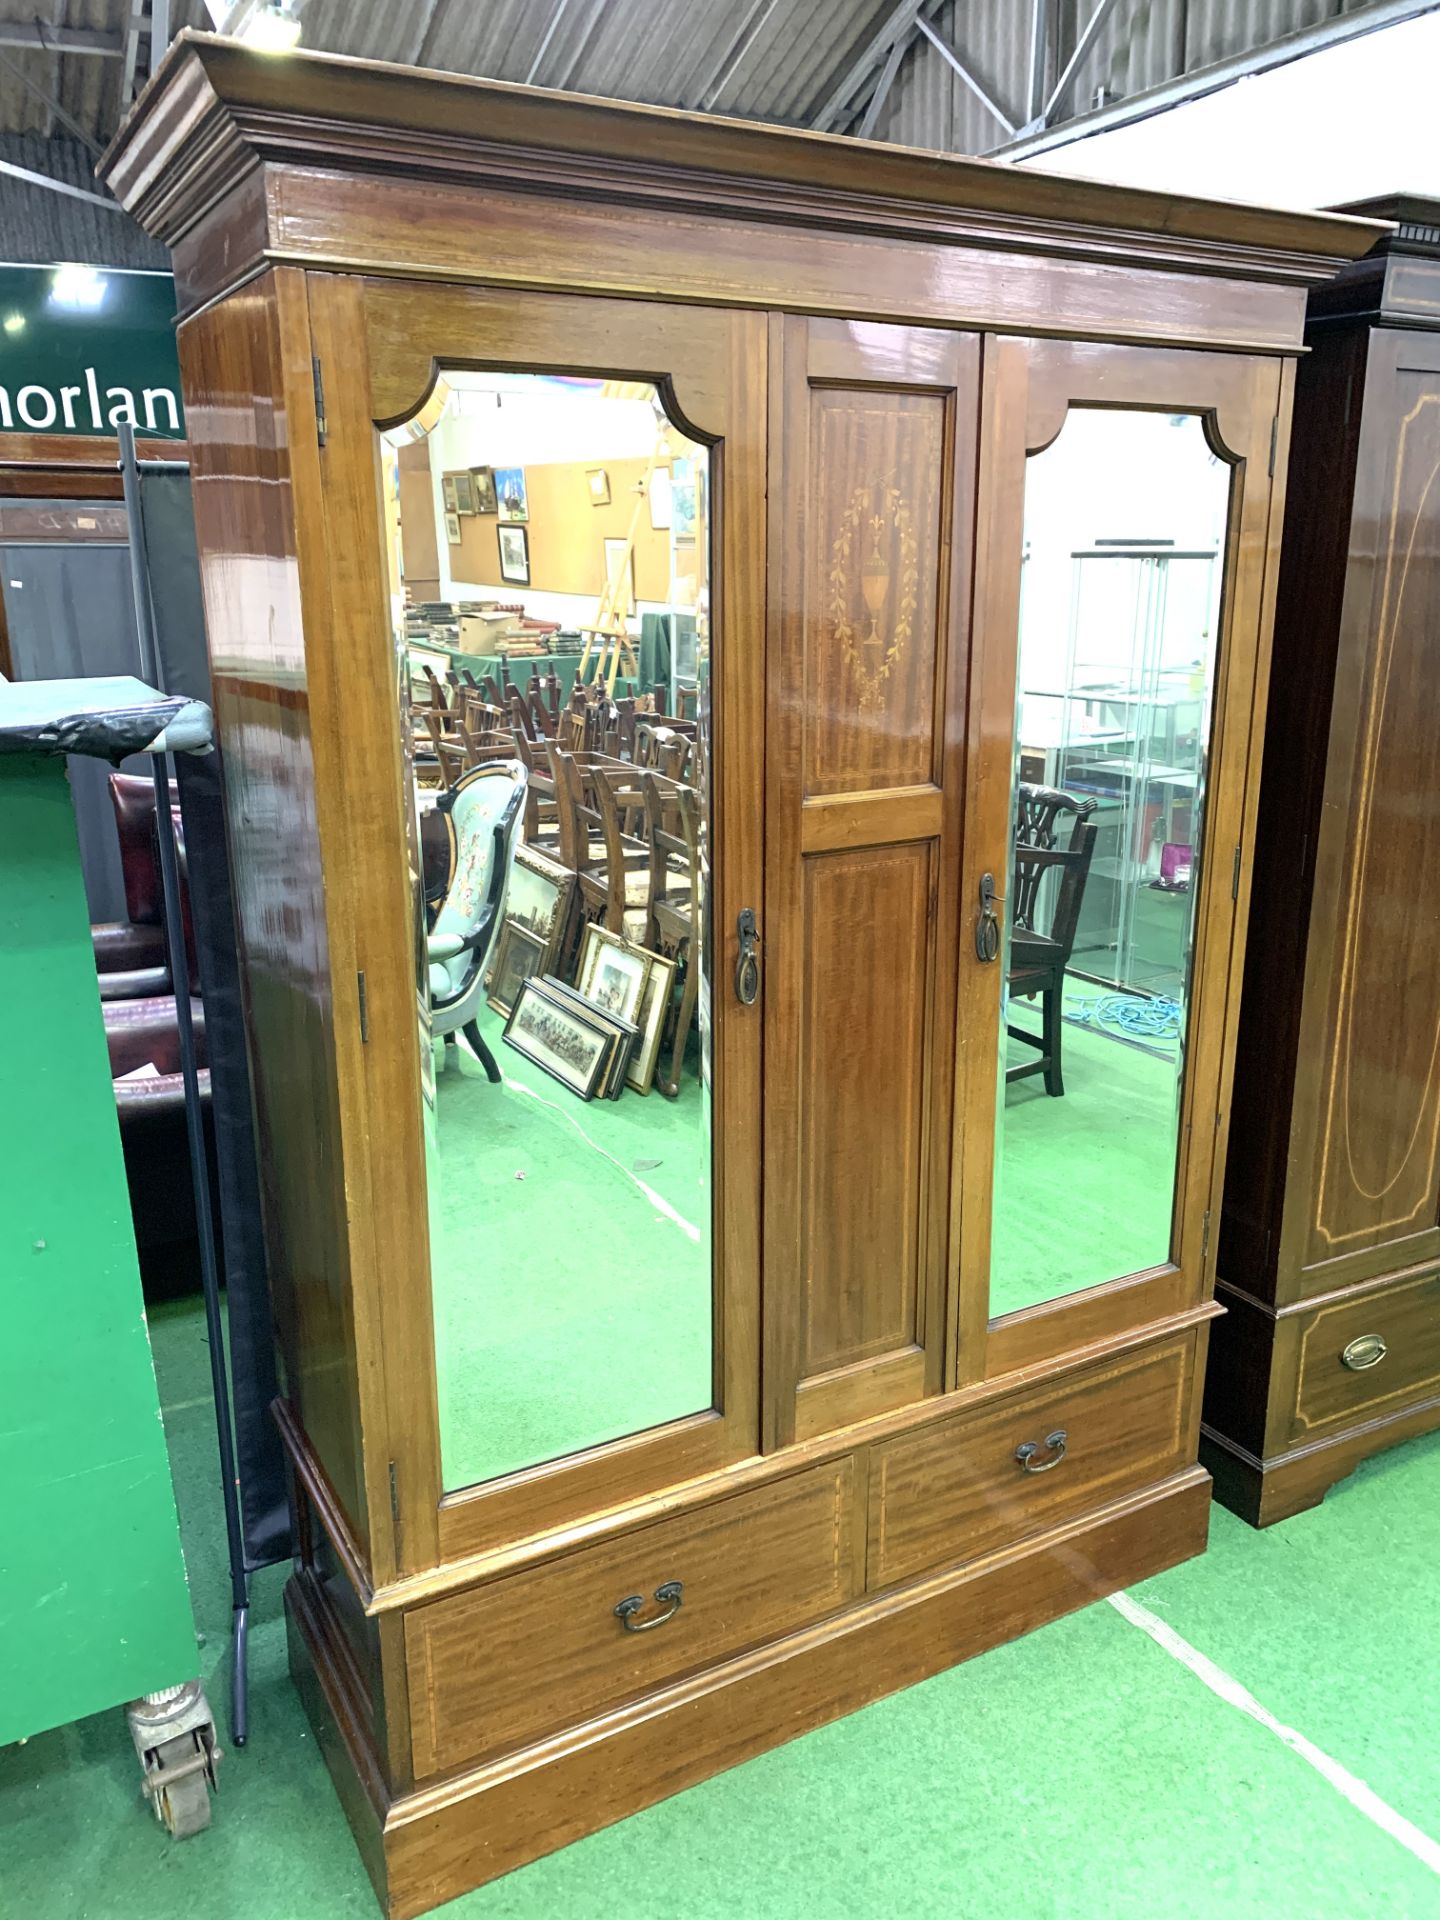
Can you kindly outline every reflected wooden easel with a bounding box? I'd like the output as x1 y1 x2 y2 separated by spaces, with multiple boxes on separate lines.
577 437 663 698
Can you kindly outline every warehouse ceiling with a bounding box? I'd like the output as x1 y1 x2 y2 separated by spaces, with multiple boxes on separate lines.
0 0 1426 268
0 0 1413 151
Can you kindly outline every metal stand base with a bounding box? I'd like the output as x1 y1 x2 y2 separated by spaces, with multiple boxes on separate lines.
127 1680 221 1838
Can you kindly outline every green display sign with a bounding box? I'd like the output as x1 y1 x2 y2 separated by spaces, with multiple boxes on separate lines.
0 264 183 437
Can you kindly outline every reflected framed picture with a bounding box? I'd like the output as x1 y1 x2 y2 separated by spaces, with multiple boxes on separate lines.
486 920 545 1019
503 978 610 1099
498 523 530 584
587 468 611 506
671 455 697 540
498 845 575 975
534 976 638 1099
627 944 676 1096
471 466 498 514
579 923 651 1028
649 465 672 530
494 466 529 520
444 510 462 546
453 471 477 515
441 474 459 513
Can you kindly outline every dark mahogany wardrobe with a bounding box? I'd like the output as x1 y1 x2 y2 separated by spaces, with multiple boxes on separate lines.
102 33 1376 1916
1211 196 1440 1525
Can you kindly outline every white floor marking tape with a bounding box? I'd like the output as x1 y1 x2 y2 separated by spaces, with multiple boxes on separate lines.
503 1073 703 1243
1108 1589 1440 1875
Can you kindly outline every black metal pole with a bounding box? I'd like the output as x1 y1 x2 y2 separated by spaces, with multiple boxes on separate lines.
118 422 251 1747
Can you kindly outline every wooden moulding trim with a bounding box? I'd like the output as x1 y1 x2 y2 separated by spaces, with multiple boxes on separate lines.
252 243 1310 364
1202 1388 1440 1474
100 35 1384 283
274 1396 375 1609
1218 1248 1440 1324
355 1303 1219 1618
387 1467 1211 1828
285 1570 392 1900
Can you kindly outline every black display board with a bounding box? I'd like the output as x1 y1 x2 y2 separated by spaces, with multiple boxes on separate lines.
137 468 290 1576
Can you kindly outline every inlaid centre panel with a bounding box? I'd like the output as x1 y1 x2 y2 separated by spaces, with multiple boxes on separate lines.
802 387 946 798
763 316 978 1446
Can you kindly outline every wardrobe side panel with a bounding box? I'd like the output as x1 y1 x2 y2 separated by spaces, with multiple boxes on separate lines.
179 274 370 1552
1292 328 1440 1294
1218 325 1365 1301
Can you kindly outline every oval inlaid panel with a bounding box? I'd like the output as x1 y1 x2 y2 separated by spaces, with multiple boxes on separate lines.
1315 383 1440 1253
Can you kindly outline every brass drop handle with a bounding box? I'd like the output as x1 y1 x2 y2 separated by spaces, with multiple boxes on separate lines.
1015 1430 1068 1473
614 1580 684 1632
735 908 760 1006
975 871 1002 964
1341 1334 1387 1372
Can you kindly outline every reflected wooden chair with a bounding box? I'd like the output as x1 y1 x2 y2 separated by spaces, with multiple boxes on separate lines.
549 746 651 964
1006 783 1098 1099
642 769 702 1099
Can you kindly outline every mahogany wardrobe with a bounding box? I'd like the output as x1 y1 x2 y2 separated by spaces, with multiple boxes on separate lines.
1209 197 1440 1525
102 36 1377 1917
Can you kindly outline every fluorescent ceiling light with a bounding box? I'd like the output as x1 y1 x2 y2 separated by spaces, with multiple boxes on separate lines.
2 312 25 334
237 1 302 52
50 265 107 311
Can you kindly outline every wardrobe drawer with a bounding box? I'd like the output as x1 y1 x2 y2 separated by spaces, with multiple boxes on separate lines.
867 1337 1192 1590
405 1459 859 1779
1290 1269 1440 1442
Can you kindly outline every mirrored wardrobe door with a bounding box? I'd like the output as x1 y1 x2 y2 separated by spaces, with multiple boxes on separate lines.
357 284 765 1558
956 339 1286 1375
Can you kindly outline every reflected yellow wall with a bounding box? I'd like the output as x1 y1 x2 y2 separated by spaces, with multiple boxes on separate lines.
447 456 673 601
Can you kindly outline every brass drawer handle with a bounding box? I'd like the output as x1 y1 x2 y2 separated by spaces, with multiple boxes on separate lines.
614 1580 684 1632
1341 1334 1388 1372
1015 1430 1067 1473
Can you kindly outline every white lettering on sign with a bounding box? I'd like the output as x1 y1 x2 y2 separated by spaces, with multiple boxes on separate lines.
17 385 56 429
0 366 182 435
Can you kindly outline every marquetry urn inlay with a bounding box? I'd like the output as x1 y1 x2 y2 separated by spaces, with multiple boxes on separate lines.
829 478 919 713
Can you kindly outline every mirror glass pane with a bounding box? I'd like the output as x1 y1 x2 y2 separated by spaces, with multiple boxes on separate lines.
382 371 714 1491
989 409 1229 1319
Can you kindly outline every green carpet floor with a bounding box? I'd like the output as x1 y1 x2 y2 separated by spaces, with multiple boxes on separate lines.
991 984 1180 1319
431 982 1184 1477
430 1005 711 1490
4 1293 1439 1920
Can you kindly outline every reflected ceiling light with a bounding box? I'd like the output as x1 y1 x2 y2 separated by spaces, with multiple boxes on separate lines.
49 264 107 311
2 311 25 334
236 0 302 52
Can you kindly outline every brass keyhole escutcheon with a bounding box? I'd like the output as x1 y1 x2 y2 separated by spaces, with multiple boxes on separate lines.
975 871 1002 964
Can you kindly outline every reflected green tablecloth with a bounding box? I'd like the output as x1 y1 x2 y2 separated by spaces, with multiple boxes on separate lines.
443 613 696 706
447 647 584 702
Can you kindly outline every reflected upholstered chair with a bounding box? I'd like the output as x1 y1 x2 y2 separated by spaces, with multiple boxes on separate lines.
427 759 528 1082
1006 783 1097 1099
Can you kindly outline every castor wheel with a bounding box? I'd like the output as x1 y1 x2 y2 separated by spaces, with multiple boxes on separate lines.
126 1680 222 1838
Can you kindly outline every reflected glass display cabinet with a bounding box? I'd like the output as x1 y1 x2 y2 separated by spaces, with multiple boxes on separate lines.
102 37 1379 1917
1210 196 1440 1526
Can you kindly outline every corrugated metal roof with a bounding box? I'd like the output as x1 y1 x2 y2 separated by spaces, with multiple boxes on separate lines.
0 131 166 265
873 0 1380 156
